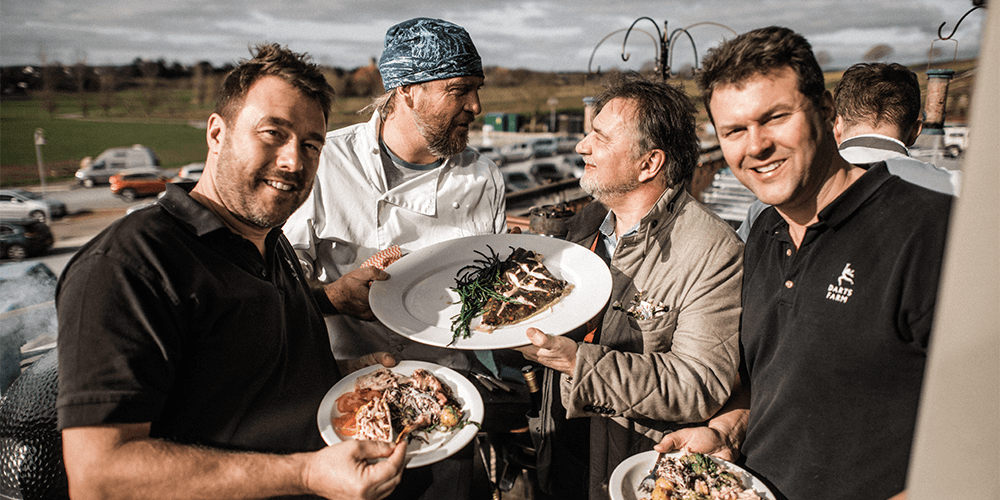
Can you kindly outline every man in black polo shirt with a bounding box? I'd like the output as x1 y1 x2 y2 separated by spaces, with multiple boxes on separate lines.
654 27 952 500
56 44 405 499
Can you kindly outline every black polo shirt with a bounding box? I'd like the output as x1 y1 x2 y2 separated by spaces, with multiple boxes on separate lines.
57 184 340 454
740 162 952 500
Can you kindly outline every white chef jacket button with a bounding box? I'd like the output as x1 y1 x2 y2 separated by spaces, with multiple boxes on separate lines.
452 201 460 209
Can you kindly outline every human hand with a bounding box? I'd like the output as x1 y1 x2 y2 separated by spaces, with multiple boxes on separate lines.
338 352 398 375
653 426 740 463
304 439 406 500
325 267 389 320
515 327 578 375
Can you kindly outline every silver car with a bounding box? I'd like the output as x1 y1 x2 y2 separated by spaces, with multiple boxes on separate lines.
0 190 51 223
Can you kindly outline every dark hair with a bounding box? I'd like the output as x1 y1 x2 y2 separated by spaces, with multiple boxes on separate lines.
696 26 825 122
594 72 700 188
834 62 921 134
214 43 335 124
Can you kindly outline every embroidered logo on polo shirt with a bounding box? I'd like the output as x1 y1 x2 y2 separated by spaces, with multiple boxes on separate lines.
826 263 855 303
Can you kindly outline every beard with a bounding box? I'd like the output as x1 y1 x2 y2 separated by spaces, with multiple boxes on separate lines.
579 164 641 202
412 108 470 159
214 137 311 230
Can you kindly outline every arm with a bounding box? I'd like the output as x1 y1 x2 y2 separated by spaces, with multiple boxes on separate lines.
62 423 406 500
568 237 743 423
312 266 389 319
654 373 749 463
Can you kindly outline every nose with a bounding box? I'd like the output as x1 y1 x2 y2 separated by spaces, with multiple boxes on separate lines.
275 138 303 172
466 90 482 116
746 125 773 158
576 134 591 156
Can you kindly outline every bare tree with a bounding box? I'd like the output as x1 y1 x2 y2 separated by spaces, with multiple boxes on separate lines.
815 51 832 68
864 44 894 62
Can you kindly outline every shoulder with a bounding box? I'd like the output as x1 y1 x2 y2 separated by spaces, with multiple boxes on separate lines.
61 206 190 285
670 191 744 251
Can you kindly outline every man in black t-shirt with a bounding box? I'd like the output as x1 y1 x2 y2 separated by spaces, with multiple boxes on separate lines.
56 44 405 500
653 27 952 500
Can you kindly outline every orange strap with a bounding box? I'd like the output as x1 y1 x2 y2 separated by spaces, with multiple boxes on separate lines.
583 236 602 343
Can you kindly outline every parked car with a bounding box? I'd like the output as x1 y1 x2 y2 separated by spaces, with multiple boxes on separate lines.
560 154 586 179
173 162 205 182
472 146 505 167
500 142 533 163
110 169 169 202
530 162 565 184
76 144 161 187
0 219 54 260
501 170 538 194
0 191 51 223
530 138 558 157
1 189 66 219
943 126 969 158
556 136 581 154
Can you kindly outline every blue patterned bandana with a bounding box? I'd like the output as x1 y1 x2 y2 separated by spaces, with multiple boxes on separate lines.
378 18 484 91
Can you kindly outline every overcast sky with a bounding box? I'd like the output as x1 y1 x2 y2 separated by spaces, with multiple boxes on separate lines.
0 0 987 73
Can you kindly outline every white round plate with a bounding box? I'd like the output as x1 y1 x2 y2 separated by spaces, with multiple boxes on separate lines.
609 450 775 500
369 233 612 349
316 361 484 468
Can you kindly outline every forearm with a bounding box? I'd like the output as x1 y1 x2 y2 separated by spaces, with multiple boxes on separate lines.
64 427 309 500
566 344 735 422
705 374 750 452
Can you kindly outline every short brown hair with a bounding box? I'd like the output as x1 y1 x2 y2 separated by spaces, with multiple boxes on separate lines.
696 26 825 122
834 62 921 135
593 72 700 189
214 43 335 125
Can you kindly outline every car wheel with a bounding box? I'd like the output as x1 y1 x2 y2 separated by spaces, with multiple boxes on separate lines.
29 210 47 223
6 244 27 260
82 177 95 188
121 189 136 202
945 145 961 158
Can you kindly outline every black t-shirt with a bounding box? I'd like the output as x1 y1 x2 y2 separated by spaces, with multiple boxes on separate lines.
740 163 952 500
56 184 340 453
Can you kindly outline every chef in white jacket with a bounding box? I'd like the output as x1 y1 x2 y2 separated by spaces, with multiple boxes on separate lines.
284 17 507 371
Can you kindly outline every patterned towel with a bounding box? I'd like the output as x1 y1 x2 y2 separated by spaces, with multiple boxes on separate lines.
360 246 403 270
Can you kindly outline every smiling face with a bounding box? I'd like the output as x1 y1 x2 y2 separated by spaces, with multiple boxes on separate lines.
409 75 484 158
709 67 839 217
210 75 326 229
575 98 644 202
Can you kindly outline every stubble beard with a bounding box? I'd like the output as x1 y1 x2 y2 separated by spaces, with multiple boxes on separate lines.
215 138 309 230
412 108 468 159
580 166 641 203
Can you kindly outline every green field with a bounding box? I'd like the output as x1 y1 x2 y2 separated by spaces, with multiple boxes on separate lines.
1 98 211 186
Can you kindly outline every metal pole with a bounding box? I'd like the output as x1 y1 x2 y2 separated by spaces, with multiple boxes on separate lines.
34 128 47 196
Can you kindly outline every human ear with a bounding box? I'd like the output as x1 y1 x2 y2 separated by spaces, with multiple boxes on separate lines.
206 113 226 154
638 149 666 183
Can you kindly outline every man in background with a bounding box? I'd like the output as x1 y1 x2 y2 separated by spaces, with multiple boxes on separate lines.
736 61 961 240
57 44 405 500
656 27 952 500
284 17 506 371
518 72 743 500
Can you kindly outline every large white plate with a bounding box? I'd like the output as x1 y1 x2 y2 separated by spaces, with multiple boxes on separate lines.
369 234 612 349
609 450 775 500
316 361 484 468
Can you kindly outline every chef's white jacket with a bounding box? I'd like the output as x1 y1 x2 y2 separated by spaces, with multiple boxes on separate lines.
284 113 507 368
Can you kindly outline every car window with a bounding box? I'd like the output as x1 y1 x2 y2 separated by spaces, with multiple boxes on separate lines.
1 195 13 202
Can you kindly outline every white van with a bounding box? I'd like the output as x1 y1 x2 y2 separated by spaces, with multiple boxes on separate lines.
76 145 161 187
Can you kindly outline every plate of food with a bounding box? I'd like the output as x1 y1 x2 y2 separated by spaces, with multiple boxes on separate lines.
609 450 775 500
316 361 484 468
369 233 612 349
